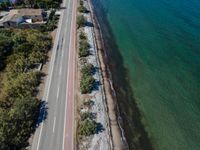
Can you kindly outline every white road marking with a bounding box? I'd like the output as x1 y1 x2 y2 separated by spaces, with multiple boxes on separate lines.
34 0 73 149
59 65 62 75
53 117 56 133
35 5 65 150
61 49 64 57
57 87 60 99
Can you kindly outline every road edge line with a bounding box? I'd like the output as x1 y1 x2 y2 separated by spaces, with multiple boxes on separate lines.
34 7 65 150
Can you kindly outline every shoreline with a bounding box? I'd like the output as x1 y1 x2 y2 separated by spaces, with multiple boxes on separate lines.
88 0 128 149
88 0 155 149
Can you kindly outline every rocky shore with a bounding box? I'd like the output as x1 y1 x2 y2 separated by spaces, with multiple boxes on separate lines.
87 0 128 149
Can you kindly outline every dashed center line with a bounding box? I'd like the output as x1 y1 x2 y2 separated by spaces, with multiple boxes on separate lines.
57 87 60 99
59 65 62 75
53 117 56 133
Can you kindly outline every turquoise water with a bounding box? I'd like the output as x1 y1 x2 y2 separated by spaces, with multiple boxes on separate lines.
92 0 200 149
0 0 14 3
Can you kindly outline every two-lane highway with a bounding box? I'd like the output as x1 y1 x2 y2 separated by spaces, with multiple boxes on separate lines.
31 0 76 149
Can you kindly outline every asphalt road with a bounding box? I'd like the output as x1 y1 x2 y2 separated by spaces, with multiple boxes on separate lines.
31 0 76 149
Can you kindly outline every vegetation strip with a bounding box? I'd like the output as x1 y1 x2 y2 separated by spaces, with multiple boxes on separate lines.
0 1 62 148
77 14 98 137
0 29 52 149
76 0 99 146
76 0 113 149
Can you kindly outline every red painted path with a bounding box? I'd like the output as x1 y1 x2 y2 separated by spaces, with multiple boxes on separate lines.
63 0 77 149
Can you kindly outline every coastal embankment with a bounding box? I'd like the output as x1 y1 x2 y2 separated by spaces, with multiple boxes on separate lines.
88 0 128 149
89 0 154 150
76 0 127 149
76 0 112 149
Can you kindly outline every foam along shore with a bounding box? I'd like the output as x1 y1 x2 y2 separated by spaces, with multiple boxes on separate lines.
86 0 127 149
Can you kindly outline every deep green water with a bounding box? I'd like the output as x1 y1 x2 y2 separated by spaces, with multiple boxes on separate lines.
92 0 200 149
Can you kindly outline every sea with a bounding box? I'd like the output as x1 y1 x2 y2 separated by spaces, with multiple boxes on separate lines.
91 0 200 149
0 0 14 3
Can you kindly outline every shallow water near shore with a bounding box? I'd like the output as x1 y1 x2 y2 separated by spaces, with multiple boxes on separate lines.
92 0 200 149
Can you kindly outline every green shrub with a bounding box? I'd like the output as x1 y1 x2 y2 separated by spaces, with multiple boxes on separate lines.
80 112 93 121
81 63 94 76
80 40 90 50
80 0 84 6
78 119 97 136
77 15 86 28
80 63 95 93
49 10 56 21
79 31 87 40
79 47 89 57
78 5 88 13
79 40 90 57
40 10 59 32
80 75 95 94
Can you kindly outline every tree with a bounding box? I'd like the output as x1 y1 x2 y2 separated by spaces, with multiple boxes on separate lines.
49 9 56 21
0 0 11 10
0 28 51 149
0 37 13 70
28 50 45 64
0 29 13 37
33 0 61 9
24 0 34 7
14 43 33 56
6 53 27 76
0 109 12 149
40 10 59 32
9 95 39 147
0 95 39 149
27 32 52 51
13 31 27 46
0 72 39 108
